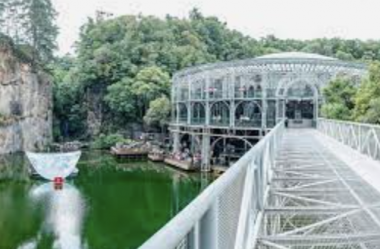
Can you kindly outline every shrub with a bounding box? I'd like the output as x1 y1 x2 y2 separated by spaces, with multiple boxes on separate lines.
91 133 131 149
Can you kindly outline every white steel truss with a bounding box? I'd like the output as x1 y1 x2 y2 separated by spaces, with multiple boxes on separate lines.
256 129 380 249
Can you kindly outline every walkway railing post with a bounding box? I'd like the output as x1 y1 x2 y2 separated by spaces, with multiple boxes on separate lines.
200 202 219 249
139 121 285 249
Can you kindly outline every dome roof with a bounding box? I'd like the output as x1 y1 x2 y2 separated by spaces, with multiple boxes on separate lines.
256 52 337 61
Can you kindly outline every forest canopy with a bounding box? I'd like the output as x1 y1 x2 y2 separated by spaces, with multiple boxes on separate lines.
2 3 380 140
51 9 380 140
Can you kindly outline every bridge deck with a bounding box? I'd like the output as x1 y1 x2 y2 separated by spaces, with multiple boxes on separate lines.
256 129 380 249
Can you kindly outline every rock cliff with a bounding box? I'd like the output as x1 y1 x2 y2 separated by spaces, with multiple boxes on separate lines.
0 44 52 153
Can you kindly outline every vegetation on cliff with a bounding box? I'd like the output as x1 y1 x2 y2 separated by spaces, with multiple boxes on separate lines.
53 9 380 140
3 2 380 140
0 0 58 67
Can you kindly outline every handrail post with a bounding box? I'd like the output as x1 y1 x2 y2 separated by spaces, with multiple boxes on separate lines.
200 202 219 249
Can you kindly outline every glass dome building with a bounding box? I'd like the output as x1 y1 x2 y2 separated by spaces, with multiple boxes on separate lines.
170 52 367 171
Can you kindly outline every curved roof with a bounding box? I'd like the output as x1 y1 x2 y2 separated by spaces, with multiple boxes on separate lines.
173 52 366 79
256 52 337 61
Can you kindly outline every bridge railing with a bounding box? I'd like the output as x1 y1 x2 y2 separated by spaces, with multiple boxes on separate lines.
139 121 285 249
318 118 380 161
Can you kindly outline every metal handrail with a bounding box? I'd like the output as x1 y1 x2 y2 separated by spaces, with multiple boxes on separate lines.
139 120 285 249
318 118 380 161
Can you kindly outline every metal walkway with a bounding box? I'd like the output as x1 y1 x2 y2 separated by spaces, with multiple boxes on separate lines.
257 129 380 249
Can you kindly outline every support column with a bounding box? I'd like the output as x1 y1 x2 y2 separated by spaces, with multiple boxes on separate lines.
201 131 211 172
173 131 180 153
261 81 268 133
205 74 210 126
176 104 180 123
229 72 235 127
188 103 192 125
200 202 219 249
314 97 319 128
276 99 283 123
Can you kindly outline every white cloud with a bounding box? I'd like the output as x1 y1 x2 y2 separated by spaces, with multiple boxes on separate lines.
52 0 380 55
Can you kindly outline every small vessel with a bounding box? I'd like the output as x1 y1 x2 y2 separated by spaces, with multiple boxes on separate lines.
164 158 195 171
148 153 165 162
148 148 165 162
111 147 148 159
26 151 81 181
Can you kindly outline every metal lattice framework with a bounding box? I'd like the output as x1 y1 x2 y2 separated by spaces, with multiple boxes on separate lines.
318 118 380 161
140 121 285 249
170 52 367 170
140 118 380 249
256 129 380 249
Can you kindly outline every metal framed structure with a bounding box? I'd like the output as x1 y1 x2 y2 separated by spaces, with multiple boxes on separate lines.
256 128 380 249
318 118 380 161
170 52 366 170
140 120 285 249
141 121 380 249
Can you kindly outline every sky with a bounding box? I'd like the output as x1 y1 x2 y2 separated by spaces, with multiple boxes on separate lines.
52 0 380 55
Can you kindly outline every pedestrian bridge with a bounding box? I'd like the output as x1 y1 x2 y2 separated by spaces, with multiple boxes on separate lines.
140 119 380 249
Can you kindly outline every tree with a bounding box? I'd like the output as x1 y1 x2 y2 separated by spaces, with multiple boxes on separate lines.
52 57 87 139
353 62 380 123
52 9 380 139
104 77 136 120
22 0 58 65
144 96 171 131
0 0 26 43
321 76 356 120
130 66 171 118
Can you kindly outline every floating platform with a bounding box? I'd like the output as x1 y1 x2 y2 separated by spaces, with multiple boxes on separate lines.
213 165 229 175
148 153 165 162
164 158 195 171
111 147 148 160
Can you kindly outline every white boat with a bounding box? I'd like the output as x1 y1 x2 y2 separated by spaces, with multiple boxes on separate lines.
26 151 82 181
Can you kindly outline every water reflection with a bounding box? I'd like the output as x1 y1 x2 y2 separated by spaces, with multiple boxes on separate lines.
0 151 214 249
18 183 86 249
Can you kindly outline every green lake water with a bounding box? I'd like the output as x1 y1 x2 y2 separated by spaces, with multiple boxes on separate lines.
0 151 213 249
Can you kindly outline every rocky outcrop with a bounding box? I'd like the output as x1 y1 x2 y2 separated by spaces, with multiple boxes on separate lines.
0 44 52 154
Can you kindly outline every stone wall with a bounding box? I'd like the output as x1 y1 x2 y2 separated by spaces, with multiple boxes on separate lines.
0 44 52 154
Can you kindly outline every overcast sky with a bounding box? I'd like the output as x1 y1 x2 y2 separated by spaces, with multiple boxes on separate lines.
52 0 380 55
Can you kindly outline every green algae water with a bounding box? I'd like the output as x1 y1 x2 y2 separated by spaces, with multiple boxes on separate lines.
0 151 213 249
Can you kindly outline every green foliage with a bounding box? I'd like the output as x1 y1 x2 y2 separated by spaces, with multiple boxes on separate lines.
52 56 87 140
51 9 380 138
91 133 131 149
22 0 58 65
0 0 58 67
144 96 171 128
321 76 356 120
0 113 4 125
353 62 380 123
104 78 135 119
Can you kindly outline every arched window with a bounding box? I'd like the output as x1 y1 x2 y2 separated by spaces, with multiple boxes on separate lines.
210 102 230 126
235 101 262 127
256 85 262 97
191 80 204 100
211 137 253 166
172 105 177 122
178 103 188 123
247 85 255 98
209 78 223 99
192 103 206 124
180 84 189 100
286 82 316 98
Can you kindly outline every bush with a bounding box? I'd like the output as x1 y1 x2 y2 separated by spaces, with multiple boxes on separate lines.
0 113 5 125
90 133 131 149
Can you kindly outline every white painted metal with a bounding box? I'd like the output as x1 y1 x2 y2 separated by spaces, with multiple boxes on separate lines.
171 53 367 170
318 118 380 161
139 121 285 249
256 129 380 249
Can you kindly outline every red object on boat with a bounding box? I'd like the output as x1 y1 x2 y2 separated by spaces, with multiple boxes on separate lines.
54 177 64 184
